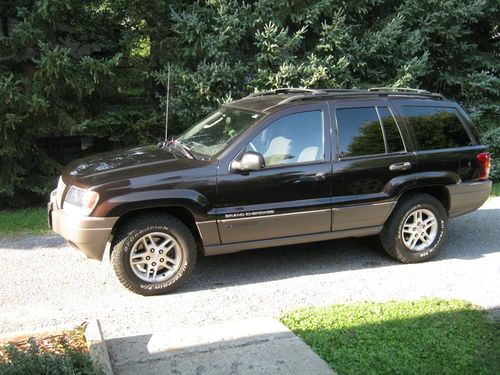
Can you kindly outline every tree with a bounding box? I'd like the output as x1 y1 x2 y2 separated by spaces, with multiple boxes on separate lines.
0 0 498 206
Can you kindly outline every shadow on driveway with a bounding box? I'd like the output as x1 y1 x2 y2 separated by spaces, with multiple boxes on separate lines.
184 205 500 293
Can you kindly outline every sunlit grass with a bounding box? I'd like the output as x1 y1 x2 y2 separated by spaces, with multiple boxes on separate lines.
491 182 500 197
282 298 499 375
0 208 51 236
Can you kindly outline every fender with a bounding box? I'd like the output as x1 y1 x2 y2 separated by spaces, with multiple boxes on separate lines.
394 171 459 198
95 189 214 222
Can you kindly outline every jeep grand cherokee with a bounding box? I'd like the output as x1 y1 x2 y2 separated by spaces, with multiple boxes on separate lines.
48 88 492 295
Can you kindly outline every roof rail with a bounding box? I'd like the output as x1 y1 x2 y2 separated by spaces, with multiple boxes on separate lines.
263 91 378 111
253 87 446 111
368 87 432 94
247 88 323 98
370 87 445 99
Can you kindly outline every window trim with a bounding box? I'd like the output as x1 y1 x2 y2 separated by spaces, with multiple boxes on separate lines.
378 106 408 154
375 106 389 153
334 105 407 161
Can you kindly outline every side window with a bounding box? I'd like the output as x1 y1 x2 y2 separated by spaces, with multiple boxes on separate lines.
246 111 324 167
402 106 474 150
378 107 405 153
336 107 385 158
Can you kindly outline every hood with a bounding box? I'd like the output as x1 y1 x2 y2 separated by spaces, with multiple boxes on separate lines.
63 145 206 186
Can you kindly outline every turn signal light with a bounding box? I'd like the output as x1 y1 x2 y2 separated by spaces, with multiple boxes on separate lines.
476 152 491 180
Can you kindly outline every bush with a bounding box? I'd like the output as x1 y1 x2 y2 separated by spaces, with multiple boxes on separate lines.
481 125 500 181
0 328 99 375
1 0 498 206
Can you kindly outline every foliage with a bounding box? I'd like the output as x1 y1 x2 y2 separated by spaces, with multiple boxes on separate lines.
491 182 500 197
0 207 50 236
281 298 500 375
1 0 499 206
481 124 500 180
0 326 99 374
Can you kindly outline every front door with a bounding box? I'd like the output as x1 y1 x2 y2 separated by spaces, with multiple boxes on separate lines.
215 103 332 244
330 99 417 230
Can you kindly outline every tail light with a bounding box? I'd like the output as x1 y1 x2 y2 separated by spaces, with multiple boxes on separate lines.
476 152 491 180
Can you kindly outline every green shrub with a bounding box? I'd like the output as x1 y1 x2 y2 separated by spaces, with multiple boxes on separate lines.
0 333 99 375
1 0 498 205
481 125 500 181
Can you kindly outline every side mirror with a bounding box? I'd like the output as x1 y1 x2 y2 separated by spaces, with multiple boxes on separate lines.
231 151 265 172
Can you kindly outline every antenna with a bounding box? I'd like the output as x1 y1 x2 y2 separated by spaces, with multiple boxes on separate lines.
164 65 171 143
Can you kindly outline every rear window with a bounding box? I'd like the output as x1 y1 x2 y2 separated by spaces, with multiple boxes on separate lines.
402 106 473 150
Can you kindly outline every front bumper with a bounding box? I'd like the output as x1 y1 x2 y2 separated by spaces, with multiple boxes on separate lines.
48 192 118 260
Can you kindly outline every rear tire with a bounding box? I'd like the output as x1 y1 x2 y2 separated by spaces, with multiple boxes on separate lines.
111 213 197 296
380 193 447 263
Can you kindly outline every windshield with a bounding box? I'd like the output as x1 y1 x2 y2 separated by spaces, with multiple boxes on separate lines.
176 107 262 158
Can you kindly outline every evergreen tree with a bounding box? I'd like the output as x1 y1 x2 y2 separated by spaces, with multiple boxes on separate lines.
0 0 498 206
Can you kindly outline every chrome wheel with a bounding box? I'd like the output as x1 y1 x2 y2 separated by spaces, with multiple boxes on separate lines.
401 209 438 252
129 232 182 282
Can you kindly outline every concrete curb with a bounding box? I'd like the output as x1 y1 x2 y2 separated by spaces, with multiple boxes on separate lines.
107 317 336 374
85 319 114 375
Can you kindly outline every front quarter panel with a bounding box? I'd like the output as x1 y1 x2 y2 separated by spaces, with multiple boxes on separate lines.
91 163 218 222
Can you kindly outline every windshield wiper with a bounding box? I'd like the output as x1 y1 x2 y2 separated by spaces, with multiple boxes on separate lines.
169 139 195 159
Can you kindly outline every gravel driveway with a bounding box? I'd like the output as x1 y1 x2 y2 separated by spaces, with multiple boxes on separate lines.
1 198 499 340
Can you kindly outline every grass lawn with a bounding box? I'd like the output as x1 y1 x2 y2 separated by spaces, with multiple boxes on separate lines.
282 298 499 375
0 326 99 374
0 207 51 236
491 182 500 196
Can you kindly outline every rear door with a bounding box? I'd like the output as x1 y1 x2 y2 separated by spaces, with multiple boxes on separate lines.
391 100 484 184
329 99 417 231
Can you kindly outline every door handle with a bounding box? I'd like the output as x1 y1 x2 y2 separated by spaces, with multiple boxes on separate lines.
298 172 327 182
313 172 327 181
389 162 412 171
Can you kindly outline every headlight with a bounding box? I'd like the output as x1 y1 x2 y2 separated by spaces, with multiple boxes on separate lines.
63 186 99 216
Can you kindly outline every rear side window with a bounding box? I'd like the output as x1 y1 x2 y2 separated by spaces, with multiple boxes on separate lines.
336 107 405 158
402 106 473 150
336 107 385 158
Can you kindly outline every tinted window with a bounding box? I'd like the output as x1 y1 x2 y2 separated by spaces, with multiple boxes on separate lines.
247 111 324 167
336 107 385 157
378 107 405 153
402 106 473 150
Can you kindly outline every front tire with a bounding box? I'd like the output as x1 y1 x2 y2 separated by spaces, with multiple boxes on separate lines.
380 193 448 263
111 214 197 296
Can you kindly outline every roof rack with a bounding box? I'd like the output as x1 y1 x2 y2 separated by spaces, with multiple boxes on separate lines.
368 87 431 94
367 87 445 100
243 87 446 112
248 87 372 98
247 88 324 97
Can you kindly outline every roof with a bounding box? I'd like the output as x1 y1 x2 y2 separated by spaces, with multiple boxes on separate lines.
225 87 448 114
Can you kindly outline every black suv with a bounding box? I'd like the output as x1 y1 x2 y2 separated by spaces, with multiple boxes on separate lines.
48 88 492 295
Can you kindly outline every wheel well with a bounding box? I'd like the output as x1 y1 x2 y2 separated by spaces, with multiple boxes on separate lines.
398 185 450 212
110 206 203 249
